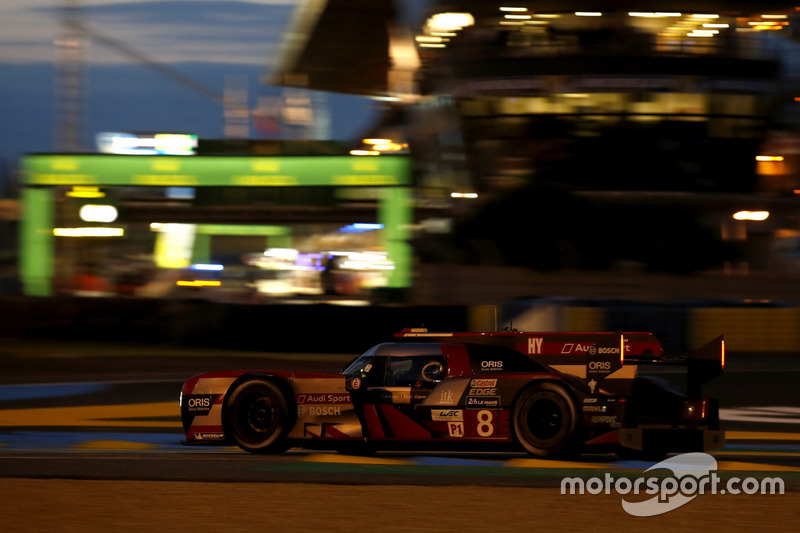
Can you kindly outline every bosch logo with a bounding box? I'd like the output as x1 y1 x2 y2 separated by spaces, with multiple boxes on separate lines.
597 348 619 354
588 361 612 371
589 346 619 355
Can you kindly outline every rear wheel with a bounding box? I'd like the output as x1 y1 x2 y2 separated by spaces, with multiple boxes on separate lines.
512 383 579 457
224 379 292 454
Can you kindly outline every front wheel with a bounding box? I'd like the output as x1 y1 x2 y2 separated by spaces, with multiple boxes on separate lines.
224 379 292 454
512 383 580 457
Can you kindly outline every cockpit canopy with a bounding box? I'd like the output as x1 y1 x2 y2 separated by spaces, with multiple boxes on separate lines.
342 342 548 388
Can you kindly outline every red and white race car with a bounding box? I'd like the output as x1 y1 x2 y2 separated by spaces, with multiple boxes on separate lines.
180 329 725 457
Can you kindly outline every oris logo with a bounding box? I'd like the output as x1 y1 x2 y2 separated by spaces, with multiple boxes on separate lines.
588 361 612 371
481 361 503 370
188 397 211 408
185 394 214 413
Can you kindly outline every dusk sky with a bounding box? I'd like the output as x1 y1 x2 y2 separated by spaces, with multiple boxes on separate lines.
0 0 394 169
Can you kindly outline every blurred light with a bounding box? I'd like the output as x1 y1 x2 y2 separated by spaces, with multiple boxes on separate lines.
629 12 681 17
166 187 196 200
505 14 531 20
427 12 474 31
53 227 125 237
294 252 325 271
688 30 718 37
340 223 384 233
79 204 118 223
191 263 224 271
372 143 405 152
416 36 445 43
328 300 372 307
703 23 729 28
762 14 788 19
451 192 479 199
733 211 770 221
691 14 719 19
363 138 391 145
340 252 394 271
576 12 602 17
350 150 380 156
756 155 784 161
264 248 298 258
96 132 197 155
66 186 105 199
176 280 222 287
499 7 527 12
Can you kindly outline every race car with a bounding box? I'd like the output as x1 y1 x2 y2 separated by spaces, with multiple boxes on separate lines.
180 328 725 457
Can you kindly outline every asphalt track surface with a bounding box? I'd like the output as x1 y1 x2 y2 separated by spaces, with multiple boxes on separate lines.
1 338 799 532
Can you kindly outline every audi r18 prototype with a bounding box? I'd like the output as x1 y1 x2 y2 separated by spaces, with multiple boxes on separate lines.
180 329 725 457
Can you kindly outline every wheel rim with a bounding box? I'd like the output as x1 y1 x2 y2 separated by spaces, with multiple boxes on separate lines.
247 397 276 432
526 397 563 442
516 389 573 452
235 389 281 443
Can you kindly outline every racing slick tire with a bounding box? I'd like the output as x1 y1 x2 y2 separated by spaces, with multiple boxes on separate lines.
223 378 293 454
512 382 580 457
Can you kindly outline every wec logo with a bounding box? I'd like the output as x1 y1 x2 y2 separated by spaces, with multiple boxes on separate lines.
561 453 784 517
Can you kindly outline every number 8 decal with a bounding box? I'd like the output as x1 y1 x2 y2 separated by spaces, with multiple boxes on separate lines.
477 410 494 437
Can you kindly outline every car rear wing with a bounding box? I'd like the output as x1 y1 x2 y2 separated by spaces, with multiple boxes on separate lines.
622 334 725 397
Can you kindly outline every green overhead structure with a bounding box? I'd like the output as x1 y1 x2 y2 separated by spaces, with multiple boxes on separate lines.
19 154 413 296
22 154 410 187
